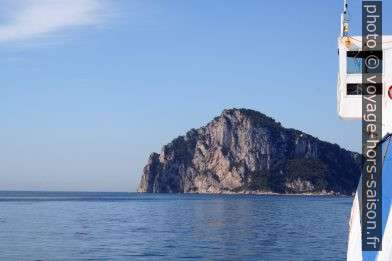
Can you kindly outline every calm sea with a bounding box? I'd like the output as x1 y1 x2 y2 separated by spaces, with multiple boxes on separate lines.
0 192 352 261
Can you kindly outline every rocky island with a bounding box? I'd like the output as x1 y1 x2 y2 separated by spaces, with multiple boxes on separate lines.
137 109 361 195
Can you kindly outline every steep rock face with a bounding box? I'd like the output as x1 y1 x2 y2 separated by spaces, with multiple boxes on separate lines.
137 109 361 195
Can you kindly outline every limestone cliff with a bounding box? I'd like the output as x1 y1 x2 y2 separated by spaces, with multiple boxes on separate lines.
137 109 361 195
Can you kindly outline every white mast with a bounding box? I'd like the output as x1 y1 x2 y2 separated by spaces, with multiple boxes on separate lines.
341 0 349 36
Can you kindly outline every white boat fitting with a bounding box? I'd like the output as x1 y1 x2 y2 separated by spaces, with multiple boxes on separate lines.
337 35 392 136
337 1 392 260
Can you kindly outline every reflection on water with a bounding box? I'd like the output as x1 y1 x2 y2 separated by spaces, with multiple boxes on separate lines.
0 192 352 260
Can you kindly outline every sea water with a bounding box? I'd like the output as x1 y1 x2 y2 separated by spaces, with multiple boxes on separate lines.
0 192 352 260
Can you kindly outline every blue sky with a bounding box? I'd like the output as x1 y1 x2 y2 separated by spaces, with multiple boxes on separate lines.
1 0 391 192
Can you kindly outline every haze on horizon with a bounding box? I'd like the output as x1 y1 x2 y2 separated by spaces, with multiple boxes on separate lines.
1 0 391 192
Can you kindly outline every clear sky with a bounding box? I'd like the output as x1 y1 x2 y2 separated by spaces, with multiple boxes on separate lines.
1 0 391 192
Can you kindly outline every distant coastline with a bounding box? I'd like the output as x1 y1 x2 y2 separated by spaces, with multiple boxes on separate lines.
138 191 354 196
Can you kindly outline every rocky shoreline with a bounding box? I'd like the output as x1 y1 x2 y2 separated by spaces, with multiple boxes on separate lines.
137 108 361 195
142 190 355 196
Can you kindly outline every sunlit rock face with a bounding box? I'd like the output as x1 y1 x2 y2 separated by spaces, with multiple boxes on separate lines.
137 109 361 195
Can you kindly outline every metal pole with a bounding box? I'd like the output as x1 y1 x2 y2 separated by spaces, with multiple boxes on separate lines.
341 0 348 36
